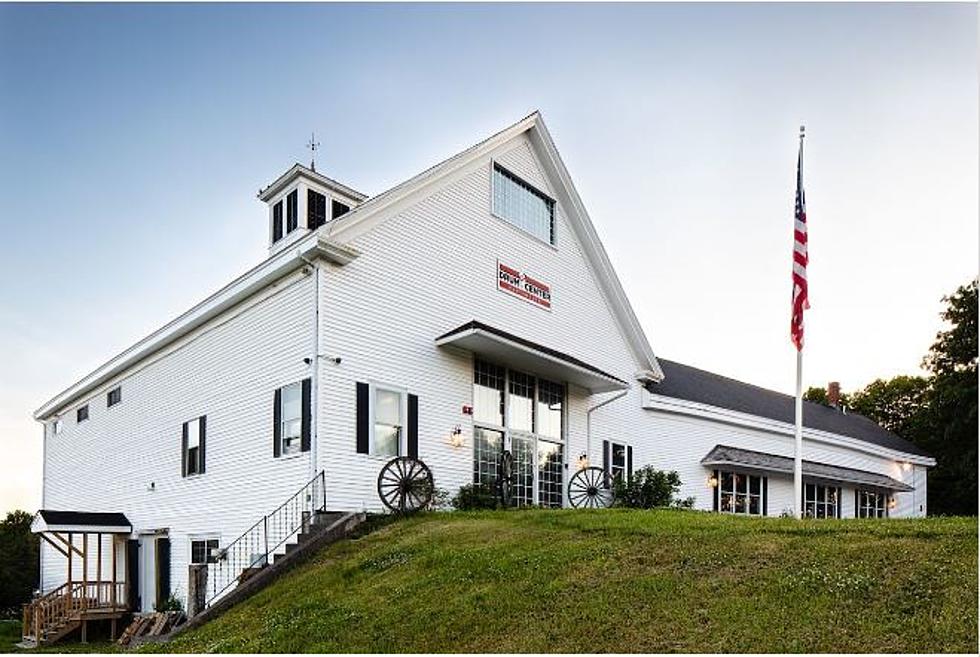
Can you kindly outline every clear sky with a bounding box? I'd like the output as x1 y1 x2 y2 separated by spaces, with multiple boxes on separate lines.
0 2 976 514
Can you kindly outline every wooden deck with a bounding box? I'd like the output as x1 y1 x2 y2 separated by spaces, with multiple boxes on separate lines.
22 581 129 645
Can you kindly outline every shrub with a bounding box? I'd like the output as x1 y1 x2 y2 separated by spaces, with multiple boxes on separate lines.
613 466 684 509
451 482 499 511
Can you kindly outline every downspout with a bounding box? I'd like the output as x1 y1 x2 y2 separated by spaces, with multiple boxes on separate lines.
298 251 320 488
586 388 629 465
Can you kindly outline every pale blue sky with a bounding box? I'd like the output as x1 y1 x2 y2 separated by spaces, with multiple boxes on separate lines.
1 2 976 512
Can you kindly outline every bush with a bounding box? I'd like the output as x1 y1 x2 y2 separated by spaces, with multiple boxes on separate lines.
451 482 500 511
613 467 684 509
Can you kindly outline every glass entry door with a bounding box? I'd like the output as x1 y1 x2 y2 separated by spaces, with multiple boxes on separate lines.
472 359 565 508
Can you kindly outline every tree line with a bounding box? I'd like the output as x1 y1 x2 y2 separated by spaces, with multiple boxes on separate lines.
804 279 977 516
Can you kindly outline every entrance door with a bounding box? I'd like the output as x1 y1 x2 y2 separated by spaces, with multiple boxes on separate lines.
138 535 157 613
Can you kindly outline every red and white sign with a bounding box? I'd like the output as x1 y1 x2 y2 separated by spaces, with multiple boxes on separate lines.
497 260 552 310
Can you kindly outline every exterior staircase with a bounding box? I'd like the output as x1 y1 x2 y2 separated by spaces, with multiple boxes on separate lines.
21 581 127 647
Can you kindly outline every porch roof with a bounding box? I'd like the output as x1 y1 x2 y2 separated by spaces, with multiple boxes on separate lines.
701 445 914 492
435 320 629 393
32 510 133 534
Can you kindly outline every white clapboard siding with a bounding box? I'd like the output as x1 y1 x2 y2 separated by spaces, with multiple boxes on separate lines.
40 272 316 601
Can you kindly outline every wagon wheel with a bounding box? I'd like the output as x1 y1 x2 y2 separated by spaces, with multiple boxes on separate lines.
495 450 514 507
568 466 614 509
377 456 434 513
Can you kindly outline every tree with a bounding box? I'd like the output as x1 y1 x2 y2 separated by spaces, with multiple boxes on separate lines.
803 386 850 407
920 280 978 516
848 376 932 440
0 510 39 617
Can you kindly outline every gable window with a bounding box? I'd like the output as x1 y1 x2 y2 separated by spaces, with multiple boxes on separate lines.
53 419 63 435
286 190 298 232
272 201 284 242
190 537 220 565
714 470 766 516
803 483 840 519
307 190 327 229
492 163 556 245
107 386 122 408
856 489 889 518
373 386 404 458
331 199 350 220
76 405 89 423
182 416 206 477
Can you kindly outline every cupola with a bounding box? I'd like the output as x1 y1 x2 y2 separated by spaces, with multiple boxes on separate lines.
257 164 367 254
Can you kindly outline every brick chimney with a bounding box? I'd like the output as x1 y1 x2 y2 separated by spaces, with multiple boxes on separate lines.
827 381 841 408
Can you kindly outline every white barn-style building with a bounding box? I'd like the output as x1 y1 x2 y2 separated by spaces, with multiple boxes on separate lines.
32 111 934 618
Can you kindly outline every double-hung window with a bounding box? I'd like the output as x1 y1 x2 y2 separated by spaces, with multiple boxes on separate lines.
279 382 303 456
76 405 89 423
856 489 889 518
492 163 556 245
373 386 404 458
107 386 122 408
803 483 841 518
182 416 206 477
715 470 766 516
190 537 220 565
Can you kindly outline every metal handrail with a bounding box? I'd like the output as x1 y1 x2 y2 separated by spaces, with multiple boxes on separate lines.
204 470 326 608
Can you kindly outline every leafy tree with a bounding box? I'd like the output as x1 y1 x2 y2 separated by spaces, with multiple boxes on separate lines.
920 280 978 516
0 510 38 618
848 376 932 440
803 386 850 407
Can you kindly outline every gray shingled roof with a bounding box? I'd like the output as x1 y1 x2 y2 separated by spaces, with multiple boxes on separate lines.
648 359 931 458
701 444 914 491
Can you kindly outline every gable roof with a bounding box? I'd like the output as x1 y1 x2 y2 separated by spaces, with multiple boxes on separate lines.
318 110 664 382
648 359 931 458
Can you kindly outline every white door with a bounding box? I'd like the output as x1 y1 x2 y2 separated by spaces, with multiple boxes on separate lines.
138 535 157 613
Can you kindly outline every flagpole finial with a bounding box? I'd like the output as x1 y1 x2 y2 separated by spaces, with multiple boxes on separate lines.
799 125 805 139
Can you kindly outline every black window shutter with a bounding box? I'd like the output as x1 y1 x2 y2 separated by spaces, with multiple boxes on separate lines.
301 378 312 452
836 487 842 518
602 440 610 489
126 539 139 611
762 476 768 516
156 537 171 610
181 422 188 478
713 470 719 512
199 415 207 474
273 388 282 458
356 382 369 454
854 489 859 518
626 445 633 483
407 394 419 458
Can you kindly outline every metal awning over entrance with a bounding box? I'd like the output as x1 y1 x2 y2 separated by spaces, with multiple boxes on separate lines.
31 510 132 535
435 320 629 393
701 445 913 492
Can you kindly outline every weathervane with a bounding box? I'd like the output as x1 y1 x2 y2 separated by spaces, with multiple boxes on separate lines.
307 132 321 172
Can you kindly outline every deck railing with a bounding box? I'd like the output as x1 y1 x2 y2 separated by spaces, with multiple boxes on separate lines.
203 470 326 608
23 580 127 642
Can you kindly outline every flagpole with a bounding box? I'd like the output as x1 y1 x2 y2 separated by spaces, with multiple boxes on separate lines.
794 125 805 520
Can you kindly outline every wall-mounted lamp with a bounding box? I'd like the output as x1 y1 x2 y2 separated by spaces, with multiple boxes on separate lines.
900 462 912 472
576 454 589 470
449 426 464 449
707 475 719 488
888 497 898 510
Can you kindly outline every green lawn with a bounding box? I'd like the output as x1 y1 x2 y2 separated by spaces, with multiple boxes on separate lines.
138 509 977 653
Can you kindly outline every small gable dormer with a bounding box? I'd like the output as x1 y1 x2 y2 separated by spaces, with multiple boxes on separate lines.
258 164 367 254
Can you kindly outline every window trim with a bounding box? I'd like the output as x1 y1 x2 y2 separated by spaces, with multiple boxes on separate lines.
803 482 841 519
368 382 407 459
856 489 890 518
76 405 89 424
490 161 558 247
714 469 767 516
189 535 221 565
182 415 206 477
107 386 122 408
278 381 304 458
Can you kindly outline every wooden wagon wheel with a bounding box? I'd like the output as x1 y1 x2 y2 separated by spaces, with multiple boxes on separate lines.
568 466 614 509
377 456 434 513
495 450 514 507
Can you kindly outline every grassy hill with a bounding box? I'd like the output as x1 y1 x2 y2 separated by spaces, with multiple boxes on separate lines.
143 509 977 653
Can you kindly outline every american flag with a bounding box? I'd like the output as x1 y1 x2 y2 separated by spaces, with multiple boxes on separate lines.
790 133 809 351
